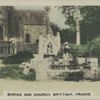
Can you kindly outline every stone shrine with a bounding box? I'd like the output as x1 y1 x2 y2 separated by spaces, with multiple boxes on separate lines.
39 32 61 56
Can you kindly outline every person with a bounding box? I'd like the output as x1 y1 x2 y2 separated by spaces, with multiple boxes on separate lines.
9 38 16 55
63 42 73 66
63 42 72 58
64 42 71 54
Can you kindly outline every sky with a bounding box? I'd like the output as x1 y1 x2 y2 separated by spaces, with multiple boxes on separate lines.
15 6 67 29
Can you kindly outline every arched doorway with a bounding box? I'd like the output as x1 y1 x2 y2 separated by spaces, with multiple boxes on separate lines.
25 33 30 42
0 26 3 40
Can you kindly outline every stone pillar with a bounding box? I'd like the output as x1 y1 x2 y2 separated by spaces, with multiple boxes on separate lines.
33 55 50 81
75 7 81 45
76 18 80 45
39 35 47 56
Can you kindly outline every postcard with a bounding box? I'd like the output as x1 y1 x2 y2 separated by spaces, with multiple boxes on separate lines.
0 0 100 100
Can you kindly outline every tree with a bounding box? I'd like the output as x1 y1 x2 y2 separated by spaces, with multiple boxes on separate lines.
59 29 76 43
88 36 100 57
80 6 100 44
59 6 82 45
59 6 100 44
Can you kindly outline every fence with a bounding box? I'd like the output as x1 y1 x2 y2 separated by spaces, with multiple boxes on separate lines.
0 40 12 57
17 42 38 53
0 41 38 57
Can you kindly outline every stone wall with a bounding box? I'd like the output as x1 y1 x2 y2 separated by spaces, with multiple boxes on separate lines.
23 25 46 43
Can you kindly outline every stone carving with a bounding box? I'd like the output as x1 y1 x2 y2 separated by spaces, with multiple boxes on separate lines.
39 32 61 56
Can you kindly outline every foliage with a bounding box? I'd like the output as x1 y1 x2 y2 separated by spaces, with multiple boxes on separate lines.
59 6 80 33
80 6 100 44
88 37 100 57
64 71 83 81
0 51 35 81
22 69 36 81
0 64 23 79
60 29 76 43
69 36 100 64
0 64 36 81
59 6 100 44
3 51 34 64
69 44 89 57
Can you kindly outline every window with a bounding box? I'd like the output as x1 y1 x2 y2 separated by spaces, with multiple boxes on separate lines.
25 33 30 42
0 25 3 40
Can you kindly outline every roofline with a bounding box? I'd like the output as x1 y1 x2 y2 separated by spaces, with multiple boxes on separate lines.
23 23 46 26
16 9 46 13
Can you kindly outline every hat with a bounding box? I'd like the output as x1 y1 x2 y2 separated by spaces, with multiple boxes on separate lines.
64 42 68 45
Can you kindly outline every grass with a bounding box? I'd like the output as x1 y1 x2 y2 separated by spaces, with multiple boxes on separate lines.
0 64 36 81
64 71 84 81
0 51 36 81
3 51 34 64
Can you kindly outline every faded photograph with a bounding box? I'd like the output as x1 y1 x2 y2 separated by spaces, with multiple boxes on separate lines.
0 6 100 82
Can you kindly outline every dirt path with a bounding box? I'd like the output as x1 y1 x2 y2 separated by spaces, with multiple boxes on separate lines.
0 79 100 96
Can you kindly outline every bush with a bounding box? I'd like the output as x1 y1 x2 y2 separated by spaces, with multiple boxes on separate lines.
0 64 36 81
88 37 100 64
70 44 89 57
0 65 23 79
22 69 36 81
88 37 100 56
3 51 34 64
64 71 84 81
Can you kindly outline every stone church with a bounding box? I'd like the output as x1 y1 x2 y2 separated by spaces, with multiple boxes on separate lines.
0 6 48 42
0 6 51 56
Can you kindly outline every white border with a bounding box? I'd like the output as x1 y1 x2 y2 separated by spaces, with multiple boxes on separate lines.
0 0 100 6
0 0 100 99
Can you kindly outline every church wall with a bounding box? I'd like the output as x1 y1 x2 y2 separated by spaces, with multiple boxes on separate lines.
23 25 46 43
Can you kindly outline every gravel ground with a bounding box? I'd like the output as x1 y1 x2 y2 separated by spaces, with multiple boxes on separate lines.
0 79 100 96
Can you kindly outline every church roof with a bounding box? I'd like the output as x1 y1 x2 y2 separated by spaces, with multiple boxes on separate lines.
17 10 47 25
